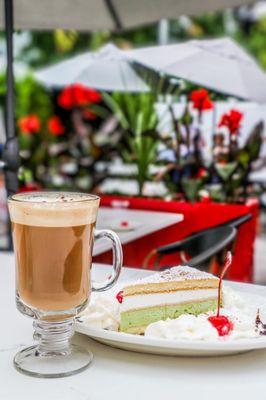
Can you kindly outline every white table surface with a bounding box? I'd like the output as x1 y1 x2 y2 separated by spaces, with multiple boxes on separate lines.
93 207 183 256
1 253 266 400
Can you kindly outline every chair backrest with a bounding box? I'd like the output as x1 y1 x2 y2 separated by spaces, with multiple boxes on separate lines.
152 212 250 270
187 233 236 267
158 225 235 256
154 225 236 271
179 225 236 259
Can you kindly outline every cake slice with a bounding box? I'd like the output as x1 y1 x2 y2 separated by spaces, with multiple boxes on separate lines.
118 266 219 334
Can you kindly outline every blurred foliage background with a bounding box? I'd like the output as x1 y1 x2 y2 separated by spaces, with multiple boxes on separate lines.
0 5 265 202
0 6 266 118
1 6 266 108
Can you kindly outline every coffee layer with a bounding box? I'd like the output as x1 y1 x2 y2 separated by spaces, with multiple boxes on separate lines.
13 222 94 311
8 192 99 227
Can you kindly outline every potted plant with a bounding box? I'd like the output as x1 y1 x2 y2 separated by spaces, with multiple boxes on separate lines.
98 88 263 282
103 92 159 196
14 79 120 192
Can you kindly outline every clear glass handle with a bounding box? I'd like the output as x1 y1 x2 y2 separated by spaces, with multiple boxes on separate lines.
92 229 123 292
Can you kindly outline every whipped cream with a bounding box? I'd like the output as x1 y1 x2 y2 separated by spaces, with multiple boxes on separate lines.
145 314 219 340
79 294 120 331
219 309 259 339
222 286 248 311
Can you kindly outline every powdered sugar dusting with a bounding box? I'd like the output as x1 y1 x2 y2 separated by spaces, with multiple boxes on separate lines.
133 266 218 285
9 191 99 227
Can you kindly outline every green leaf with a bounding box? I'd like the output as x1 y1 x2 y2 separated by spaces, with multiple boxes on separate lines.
30 143 47 165
237 150 250 167
208 185 226 202
15 75 52 123
180 104 193 126
215 162 237 181
182 178 203 201
242 121 263 162
102 92 129 130
18 133 34 150
106 92 158 134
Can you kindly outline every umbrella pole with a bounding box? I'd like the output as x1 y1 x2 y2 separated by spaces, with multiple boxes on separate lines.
5 0 15 142
2 0 19 250
3 0 19 193
3 0 19 194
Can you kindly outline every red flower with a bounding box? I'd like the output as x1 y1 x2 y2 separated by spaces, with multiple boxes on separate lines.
58 84 101 109
86 88 101 103
18 114 41 134
18 182 41 192
57 86 73 109
190 89 213 111
218 109 243 135
73 84 90 106
196 167 207 178
48 116 65 136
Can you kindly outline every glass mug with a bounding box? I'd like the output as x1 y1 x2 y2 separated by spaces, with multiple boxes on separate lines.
8 192 123 378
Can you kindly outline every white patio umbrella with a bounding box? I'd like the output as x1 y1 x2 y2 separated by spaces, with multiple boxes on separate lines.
127 38 266 103
35 43 150 92
0 0 254 31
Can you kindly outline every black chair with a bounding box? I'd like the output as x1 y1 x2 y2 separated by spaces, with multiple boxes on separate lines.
143 213 252 272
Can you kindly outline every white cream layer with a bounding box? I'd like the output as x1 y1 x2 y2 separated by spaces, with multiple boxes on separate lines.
121 289 218 313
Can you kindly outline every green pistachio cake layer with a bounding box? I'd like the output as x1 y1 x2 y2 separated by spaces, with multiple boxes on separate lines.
120 298 218 334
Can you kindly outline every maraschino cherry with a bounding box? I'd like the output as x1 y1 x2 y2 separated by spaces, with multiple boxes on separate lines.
208 251 234 337
208 315 233 336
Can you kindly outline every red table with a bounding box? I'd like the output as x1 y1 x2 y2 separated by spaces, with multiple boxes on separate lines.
94 196 259 282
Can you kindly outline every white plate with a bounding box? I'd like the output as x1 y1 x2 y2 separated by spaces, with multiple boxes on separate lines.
75 286 266 357
75 322 266 357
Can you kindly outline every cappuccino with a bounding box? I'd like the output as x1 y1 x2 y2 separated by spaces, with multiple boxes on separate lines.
8 192 99 311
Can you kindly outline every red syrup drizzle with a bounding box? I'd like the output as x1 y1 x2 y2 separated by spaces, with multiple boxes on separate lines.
116 290 123 304
208 251 234 337
255 309 266 335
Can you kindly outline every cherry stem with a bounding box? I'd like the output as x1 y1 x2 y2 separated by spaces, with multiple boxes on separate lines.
217 251 232 317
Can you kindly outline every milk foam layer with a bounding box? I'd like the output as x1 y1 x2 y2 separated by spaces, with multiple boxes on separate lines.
8 192 99 227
